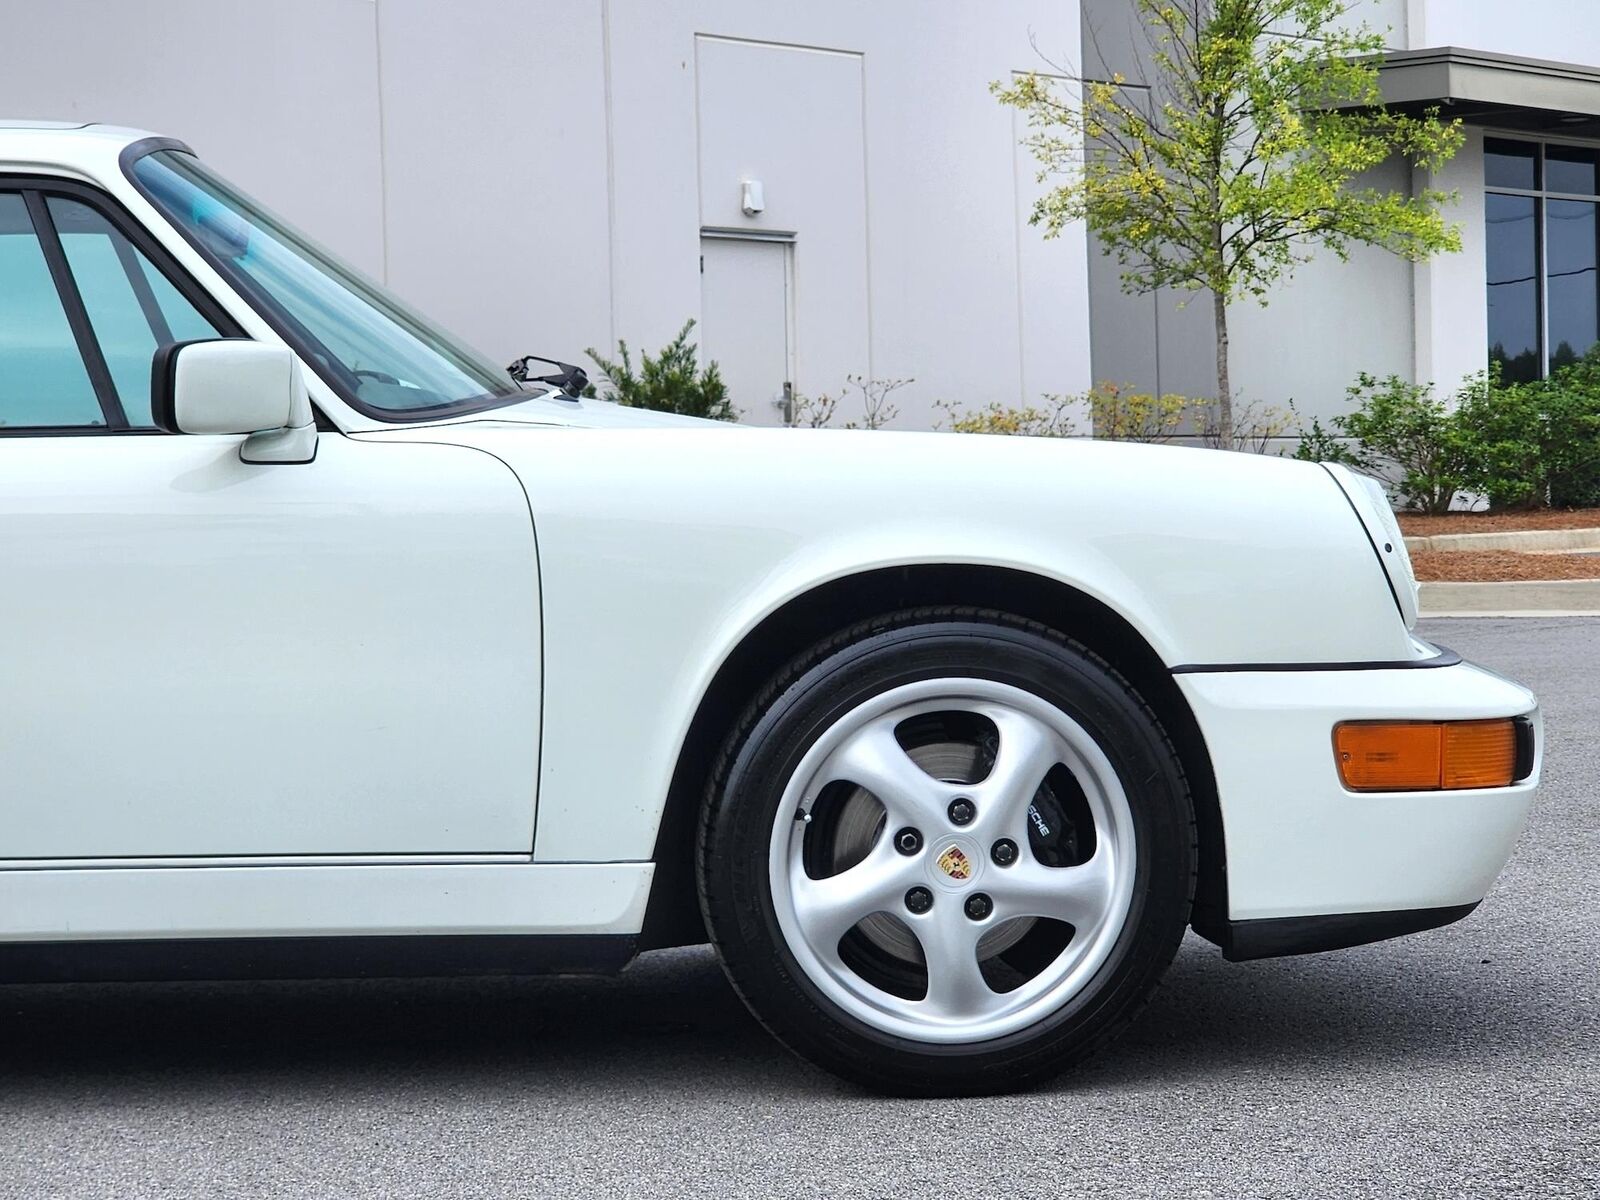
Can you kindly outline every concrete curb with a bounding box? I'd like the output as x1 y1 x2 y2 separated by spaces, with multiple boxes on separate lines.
1419 578 1600 616
1406 527 1600 553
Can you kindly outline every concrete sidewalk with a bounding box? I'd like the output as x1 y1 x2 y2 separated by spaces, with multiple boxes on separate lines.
1406 526 1600 554
1407 525 1600 614
1420 578 1600 616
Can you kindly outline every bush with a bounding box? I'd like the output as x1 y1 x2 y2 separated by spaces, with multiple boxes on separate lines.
938 383 1197 441
936 395 1078 437
1444 353 1600 509
788 376 913 429
585 319 737 421
1534 357 1600 507
1332 374 1474 514
1327 352 1600 512
1195 398 1295 454
1291 415 1363 467
1086 383 1188 442
1453 375 1543 510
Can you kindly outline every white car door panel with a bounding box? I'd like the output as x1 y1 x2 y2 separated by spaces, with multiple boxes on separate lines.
0 433 541 858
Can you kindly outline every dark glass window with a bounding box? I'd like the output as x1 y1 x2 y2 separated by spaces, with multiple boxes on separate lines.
1486 193 1541 384
1547 199 1599 373
1547 144 1600 196
1484 138 1600 378
1486 138 1539 191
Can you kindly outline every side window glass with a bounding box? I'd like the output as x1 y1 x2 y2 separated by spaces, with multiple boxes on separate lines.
48 196 222 427
0 193 105 429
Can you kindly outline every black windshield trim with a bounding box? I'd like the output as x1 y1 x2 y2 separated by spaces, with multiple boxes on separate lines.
119 140 528 426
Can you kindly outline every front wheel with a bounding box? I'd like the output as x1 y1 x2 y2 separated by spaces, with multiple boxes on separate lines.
697 610 1196 1095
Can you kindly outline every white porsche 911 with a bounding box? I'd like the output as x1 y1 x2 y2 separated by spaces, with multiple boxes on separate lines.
0 123 1540 1095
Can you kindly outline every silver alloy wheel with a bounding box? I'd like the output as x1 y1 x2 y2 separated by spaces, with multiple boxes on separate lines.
768 678 1137 1044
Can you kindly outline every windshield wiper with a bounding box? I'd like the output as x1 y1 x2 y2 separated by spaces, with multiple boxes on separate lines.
507 353 588 399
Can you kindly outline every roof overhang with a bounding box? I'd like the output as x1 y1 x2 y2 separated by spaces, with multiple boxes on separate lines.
1374 47 1600 138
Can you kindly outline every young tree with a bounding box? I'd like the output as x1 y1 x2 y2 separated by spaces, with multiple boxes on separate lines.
995 0 1463 444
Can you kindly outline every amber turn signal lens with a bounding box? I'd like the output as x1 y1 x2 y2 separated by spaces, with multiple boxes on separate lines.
1335 720 1518 792
1441 720 1519 789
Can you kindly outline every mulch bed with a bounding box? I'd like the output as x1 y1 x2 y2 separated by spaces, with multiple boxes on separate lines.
1411 549 1600 583
1399 509 1600 535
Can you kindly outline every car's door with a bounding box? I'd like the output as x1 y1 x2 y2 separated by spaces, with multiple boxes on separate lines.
0 182 542 859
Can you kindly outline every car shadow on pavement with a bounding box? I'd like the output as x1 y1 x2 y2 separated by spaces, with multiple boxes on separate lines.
0 934 1542 1100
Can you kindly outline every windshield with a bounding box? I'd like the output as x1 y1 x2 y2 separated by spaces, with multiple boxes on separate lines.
129 150 523 419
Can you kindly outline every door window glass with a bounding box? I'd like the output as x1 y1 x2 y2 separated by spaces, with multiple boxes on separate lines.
48 196 221 427
0 193 105 428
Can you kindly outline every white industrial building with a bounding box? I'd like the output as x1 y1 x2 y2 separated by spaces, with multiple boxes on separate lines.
3 1 1599 430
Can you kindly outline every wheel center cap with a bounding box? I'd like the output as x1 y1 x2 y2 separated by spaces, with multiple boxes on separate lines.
928 838 983 891
937 845 973 881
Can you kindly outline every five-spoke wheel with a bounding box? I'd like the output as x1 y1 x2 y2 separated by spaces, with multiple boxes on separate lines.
769 678 1135 1042
699 610 1194 1095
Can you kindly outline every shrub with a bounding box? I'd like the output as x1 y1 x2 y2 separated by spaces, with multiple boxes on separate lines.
1443 352 1600 509
936 395 1078 437
1452 375 1543 510
1535 355 1600 507
787 376 913 430
1195 398 1294 454
1333 374 1474 514
585 319 737 421
1291 415 1364 467
839 375 911 430
1086 383 1188 442
788 390 839 428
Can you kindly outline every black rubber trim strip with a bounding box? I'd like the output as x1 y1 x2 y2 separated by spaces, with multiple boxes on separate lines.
149 339 185 432
24 188 127 429
0 426 165 439
1514 715 1537 782
1194 901 1478 961
1171 645 1463 675
0 934 637 984
116 135 195 169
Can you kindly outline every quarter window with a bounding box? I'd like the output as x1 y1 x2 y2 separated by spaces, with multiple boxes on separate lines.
0 193 105 428
48 195 222 427
1485 136 1600 381
0 186 227 432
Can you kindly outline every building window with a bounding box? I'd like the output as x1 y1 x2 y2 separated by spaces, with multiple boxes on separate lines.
1485 136 1600 382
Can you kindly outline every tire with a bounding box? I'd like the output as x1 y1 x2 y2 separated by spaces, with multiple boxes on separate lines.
697 608 1196 1096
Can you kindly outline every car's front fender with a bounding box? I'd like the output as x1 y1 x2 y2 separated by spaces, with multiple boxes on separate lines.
361 425 1411 861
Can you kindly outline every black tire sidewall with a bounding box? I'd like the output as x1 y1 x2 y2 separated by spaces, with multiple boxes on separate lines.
700 617 1195 1094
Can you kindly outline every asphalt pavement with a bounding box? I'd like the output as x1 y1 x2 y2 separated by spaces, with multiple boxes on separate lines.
1 617 1595 1198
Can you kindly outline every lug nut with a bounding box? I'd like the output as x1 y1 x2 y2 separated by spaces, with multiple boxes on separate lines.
947 798 976 826
905 887 934 915
964 893 994 921
894 827 923 856
991 838 1018 867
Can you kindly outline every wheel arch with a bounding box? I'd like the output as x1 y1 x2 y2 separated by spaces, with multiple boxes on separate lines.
640 564 1227 950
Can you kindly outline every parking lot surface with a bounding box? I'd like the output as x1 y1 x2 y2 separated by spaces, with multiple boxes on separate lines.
1 618 1595 1198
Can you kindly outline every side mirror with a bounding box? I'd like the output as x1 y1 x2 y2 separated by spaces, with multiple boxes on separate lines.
151 340 316 463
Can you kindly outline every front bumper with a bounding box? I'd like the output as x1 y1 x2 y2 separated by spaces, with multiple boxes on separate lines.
1177 656 1539 954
